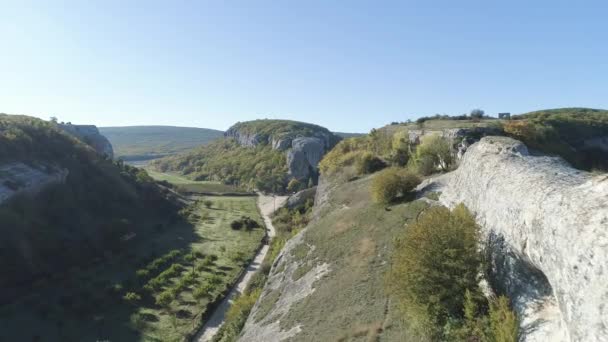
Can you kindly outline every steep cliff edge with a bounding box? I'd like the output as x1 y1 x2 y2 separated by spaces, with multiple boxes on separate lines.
432 136 608 341
58 123 114 158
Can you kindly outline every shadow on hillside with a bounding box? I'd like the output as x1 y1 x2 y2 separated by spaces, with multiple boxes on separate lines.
0 216 201 342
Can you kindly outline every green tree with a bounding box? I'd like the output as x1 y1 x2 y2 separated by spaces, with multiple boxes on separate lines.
411 135 453 175
370 167 421 204
388 204 482 338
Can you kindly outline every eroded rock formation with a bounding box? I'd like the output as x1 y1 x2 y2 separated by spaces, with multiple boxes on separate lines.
434 136 608 341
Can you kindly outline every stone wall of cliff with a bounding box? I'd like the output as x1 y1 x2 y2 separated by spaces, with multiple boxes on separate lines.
432 136 608 342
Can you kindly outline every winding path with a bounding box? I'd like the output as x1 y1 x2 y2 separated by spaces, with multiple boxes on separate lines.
194 193 287 342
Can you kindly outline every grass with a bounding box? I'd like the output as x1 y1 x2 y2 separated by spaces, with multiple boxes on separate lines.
0 195 265 342
253 173 429 341
146 170 250 194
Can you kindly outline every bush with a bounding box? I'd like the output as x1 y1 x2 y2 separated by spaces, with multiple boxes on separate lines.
370 168 421 204
155 291 174 308
489 296 519 342
193 283 214 300
410 135 453 175
230 220 243 230
355 152 386 174
287 178 303 192
203 200 213 208
123 292 141 304
388 204 482 338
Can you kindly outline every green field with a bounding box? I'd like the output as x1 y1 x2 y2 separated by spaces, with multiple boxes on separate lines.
0 196 265 342
147 170 250 194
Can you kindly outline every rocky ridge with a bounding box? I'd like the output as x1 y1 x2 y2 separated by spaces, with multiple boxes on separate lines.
428 136 608 342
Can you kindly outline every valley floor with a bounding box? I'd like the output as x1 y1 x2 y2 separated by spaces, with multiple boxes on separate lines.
194 193 287 342
0 193 265 342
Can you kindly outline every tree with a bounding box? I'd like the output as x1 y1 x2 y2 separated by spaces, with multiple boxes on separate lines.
50 116 58 123
411 135 453 175
388 204 482 339
370 167 421 204
470 109 485 120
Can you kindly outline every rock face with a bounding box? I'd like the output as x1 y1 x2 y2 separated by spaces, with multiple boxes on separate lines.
58 124 114 158
0 162 69 205
436 136 608 342
286 137 325 180
225 122 341 181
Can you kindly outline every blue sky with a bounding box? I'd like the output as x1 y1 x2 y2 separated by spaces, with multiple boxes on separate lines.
1 0 607 132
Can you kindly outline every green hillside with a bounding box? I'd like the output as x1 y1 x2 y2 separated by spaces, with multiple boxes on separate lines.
0 115 181 299
150 138 288 193
99 125 224 161
151 119 342 193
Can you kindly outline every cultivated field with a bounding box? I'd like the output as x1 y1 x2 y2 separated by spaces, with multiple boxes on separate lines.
0 192 264 341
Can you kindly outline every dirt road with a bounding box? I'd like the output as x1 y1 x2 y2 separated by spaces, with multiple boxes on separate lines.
194 193 287 342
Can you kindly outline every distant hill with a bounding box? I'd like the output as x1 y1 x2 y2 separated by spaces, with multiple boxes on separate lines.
99 125 224 161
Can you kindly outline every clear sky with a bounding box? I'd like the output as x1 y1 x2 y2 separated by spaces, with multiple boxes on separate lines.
1 0 607 133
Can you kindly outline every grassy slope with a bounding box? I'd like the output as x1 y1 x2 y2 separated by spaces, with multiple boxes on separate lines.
257 172 428 341
99 126 224 160
0 194 264 342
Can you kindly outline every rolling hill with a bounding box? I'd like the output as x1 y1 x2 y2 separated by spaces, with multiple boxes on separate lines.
99 125 224 161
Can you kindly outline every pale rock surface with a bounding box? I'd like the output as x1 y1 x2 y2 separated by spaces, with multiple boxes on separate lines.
0 162 68 205
286 137 325 180
58 124 114 158
436 136 608 342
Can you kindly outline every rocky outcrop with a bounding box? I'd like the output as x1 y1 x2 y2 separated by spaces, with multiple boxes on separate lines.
58 124 114 158
286 137 325 180
0 162 69 205
434 136 608 341
225 121 341 181
408 126 502 160
285 186 317 209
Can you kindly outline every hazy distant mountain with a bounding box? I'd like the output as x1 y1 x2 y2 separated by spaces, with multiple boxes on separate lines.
99 125 224 160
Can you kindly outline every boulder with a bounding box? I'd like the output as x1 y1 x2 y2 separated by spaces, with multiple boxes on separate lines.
437 136 608 341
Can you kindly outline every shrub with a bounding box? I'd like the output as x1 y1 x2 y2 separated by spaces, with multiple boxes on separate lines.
410 135 453 175
203 200 213 208
230 220 243 230
123 292 141 304
155 291 174 308
490 296 519 342
193 282 214 300
287 178 302 192
355 152 386 174
370 168 421 204
388 204 482 338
